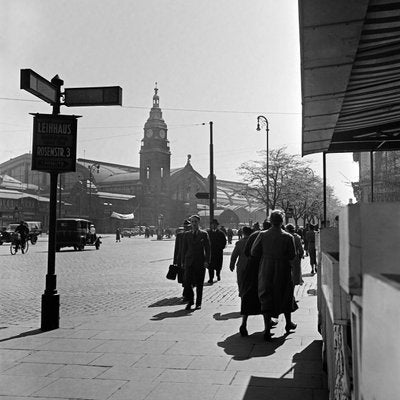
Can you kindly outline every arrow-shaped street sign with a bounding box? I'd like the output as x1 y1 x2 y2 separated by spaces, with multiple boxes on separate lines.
64 86 122 107
20 69 58 105
195 192 210 199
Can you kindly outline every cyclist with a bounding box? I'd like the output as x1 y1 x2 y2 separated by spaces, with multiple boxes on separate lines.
15 221 29 250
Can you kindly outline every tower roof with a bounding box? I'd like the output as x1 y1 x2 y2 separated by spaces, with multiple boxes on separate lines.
144 83 167 129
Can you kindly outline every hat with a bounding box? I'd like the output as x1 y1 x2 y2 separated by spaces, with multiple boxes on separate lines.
189 214 200 221
242 226 252 236
211 219 219 225
183 219 191 226
286 223 295 232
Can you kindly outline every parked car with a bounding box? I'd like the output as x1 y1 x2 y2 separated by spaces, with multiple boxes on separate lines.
0 224 19 245
56 218 101 251
121 228 132 238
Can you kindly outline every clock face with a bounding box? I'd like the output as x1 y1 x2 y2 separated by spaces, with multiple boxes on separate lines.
159 129 166 139
146 129 153 138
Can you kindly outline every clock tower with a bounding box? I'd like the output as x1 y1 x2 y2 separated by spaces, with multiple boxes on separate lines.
139 84 171 225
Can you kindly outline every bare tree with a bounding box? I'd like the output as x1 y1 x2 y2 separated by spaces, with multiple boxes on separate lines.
238 146 343 226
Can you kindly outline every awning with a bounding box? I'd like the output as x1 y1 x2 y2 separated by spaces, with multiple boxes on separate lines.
96 191 135 201
300 0 400 155
110 212 134 220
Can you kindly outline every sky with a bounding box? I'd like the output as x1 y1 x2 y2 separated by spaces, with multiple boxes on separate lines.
1 0 359 204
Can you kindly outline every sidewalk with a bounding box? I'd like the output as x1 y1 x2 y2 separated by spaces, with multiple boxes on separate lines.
0 258 328 400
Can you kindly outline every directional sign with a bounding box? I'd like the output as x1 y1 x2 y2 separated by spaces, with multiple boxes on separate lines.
195 192 210 199
20 69 58 104
64 86 122 107
31 114 78 172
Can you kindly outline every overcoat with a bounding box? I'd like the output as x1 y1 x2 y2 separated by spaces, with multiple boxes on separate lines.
181 230 211 287
229 236 249 297
251 227 297 317
239 230 262 316
207 229 226 272
290 232 304 285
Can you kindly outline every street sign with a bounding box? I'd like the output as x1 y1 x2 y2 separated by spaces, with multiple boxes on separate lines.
195 192 210 199
20 69 58 105
31 114 78 172
64 86 122 107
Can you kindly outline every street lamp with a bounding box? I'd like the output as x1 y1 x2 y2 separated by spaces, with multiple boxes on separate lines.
88 163 100 220
256 115 270 219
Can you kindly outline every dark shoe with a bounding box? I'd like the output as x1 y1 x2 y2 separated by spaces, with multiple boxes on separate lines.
285 322 297 333
195 305 201 310
239 325 248 337
217 275 221 281
185 302 193 311
207 280 213 284
263 331 272 341
270 319 278 327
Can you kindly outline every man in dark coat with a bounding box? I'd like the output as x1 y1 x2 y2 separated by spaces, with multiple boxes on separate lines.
181 215 211 310
207 219 227 283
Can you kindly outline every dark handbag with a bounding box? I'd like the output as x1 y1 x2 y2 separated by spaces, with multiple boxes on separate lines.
166 264 180 280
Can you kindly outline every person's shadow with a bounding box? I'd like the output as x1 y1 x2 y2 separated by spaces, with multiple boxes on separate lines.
213 312 241 321
151 309 193 320
217 331 287 360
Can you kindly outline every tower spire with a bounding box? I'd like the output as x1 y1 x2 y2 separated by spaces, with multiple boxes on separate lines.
153 82 159 107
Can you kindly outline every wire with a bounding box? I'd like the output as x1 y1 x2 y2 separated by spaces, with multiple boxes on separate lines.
0 96 300 115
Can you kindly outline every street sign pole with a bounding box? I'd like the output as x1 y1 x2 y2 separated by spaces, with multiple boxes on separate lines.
21 68 122 331
209 122 214 228
41 75 63 331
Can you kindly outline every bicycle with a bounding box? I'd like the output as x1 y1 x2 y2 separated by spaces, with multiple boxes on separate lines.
10 234 29 255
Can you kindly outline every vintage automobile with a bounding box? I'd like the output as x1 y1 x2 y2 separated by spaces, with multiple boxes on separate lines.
56 218 101 251
0 221 42 245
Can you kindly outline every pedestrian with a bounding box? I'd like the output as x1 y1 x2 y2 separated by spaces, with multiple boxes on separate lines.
207 219 227 283
115 227 121 242
237 227 243 240
305 224 317 274
227 227 234 244
229 226 258 336
237 219 274 337
181 215 211 310
286 223 304 285
303 223 310 256
251 210 297 341
173 219 191 301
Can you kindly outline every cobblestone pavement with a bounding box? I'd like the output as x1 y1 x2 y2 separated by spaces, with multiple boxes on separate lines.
0 236 316 327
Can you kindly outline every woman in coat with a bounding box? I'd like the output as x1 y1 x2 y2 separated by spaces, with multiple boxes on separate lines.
251 210 297 341
181 215 211 310
286 223 304 286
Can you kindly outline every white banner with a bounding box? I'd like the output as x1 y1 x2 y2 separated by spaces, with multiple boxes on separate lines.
110 211 134 220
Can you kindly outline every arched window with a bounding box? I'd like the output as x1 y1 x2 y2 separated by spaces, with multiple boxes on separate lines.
146 166 150 180
160 167 164 178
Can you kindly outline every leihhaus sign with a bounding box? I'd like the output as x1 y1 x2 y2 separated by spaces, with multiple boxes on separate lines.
31 113 78 172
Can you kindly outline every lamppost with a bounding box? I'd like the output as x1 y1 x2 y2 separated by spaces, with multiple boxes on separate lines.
256 116 270 218
104 202 112 232
88 163 100 220
202 121 214 228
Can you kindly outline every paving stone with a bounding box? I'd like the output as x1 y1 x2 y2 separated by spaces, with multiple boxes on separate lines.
132 354 194 369
47 364 109 379
145 382 219 400
97 365 164 381
21 350 101 365
2 362 64 377
0 375 57 396
107 381 158 400
33 377 125 400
